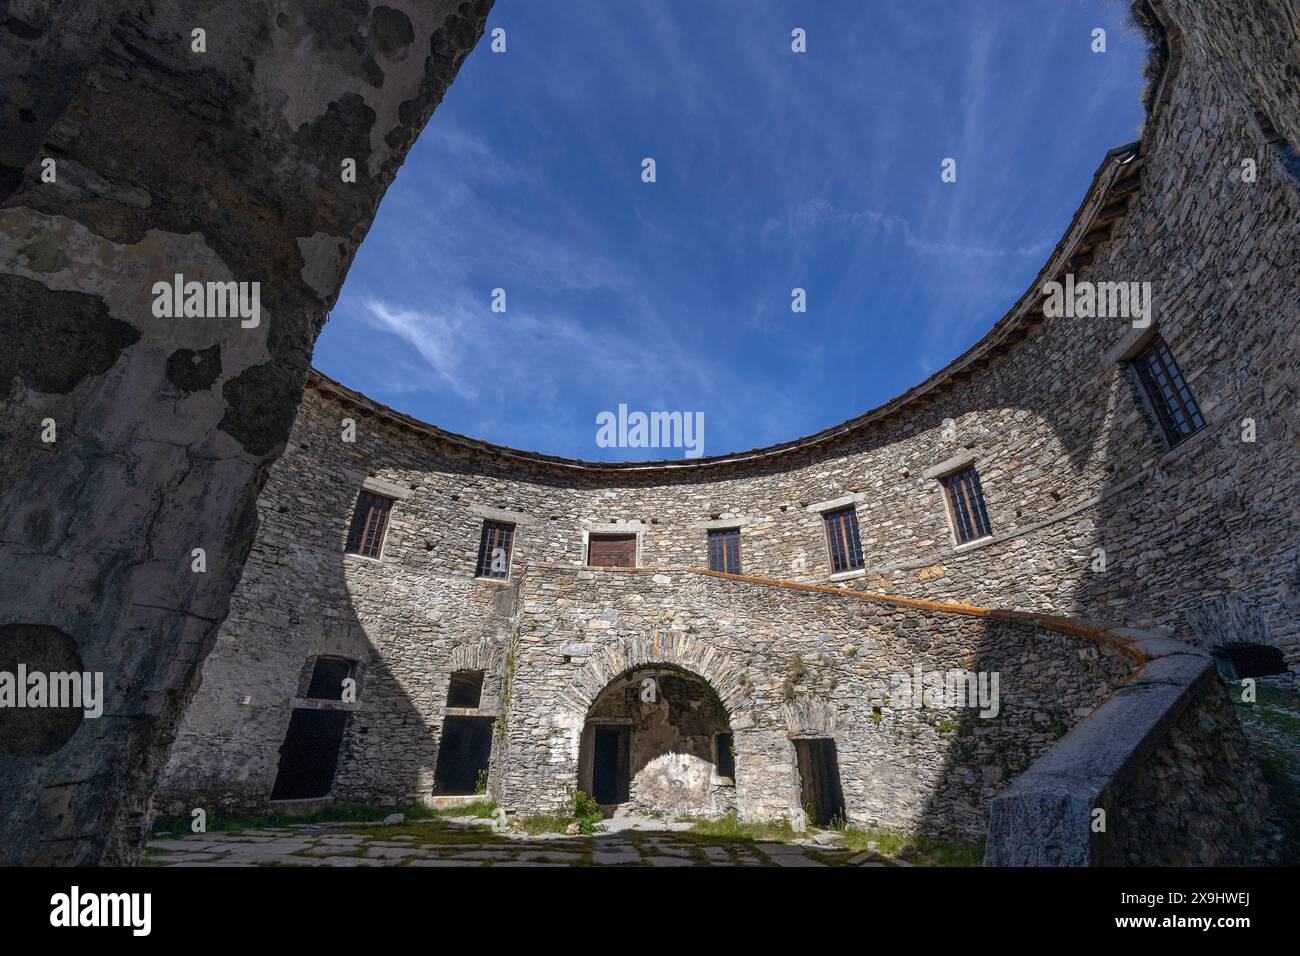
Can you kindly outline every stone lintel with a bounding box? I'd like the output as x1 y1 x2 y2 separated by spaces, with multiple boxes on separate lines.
1100 322 1161 368
469 503 534 526
804 493 864 514
694 516 752 530
582 520 645 533
360 475 413 501
922 451 978 480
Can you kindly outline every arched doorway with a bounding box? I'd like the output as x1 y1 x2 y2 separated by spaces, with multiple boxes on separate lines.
1212 642 1289 681
577 665 735 817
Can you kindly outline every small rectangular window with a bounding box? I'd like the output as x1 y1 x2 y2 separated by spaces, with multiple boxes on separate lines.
587 533 637 568
715 732 735 781
1132 336 1205 447
942 466 992 545
447 670 485 709
707 528 741 574
305 657 355 701
345 490 393 559
822 506 864 574
475 520 514 579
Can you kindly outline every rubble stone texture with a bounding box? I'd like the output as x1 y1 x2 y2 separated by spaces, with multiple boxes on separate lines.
156 0 1295 865
0 0 493 864
3 0 1296 867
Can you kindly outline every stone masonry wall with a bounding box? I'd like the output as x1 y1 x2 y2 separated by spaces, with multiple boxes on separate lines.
498 566 1136 838
157 0 1289 858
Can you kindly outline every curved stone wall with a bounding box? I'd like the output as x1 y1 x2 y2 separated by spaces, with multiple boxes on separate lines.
157 0 1296 861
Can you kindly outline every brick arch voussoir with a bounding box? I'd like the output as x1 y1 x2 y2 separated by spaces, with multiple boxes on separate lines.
448 639 505 676
563 631 751 721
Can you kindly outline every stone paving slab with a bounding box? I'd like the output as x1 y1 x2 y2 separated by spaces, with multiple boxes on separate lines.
145 820 881 868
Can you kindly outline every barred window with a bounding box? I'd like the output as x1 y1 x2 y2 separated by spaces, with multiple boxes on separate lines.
707 527 741 574
345 490 393 559
822 506 864 574
1132 336 1205 447
475 520 514 579
941 466 992 545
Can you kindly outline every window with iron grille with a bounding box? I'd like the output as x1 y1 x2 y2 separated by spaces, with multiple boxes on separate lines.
822 506 864 574
345 490 393 558
475 520 514 579
1132 336 1205 447
941 466 992 545
707 527 741 574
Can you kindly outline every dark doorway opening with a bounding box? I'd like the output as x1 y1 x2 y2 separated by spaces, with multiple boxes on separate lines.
591 725 631 805
794 737 846 827
715 731 736 780
270 709 348 800
433 715 494 794
1213 643 1287 680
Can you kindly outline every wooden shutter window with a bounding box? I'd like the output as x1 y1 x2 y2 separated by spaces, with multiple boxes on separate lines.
475 520 515 579
822 506 864 573
345 491 393 559
1133 336 1205 447
707 528 741 574
587 533 637 568
941 467 992 545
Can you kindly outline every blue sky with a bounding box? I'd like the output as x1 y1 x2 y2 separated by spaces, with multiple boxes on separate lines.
313 0 1149 461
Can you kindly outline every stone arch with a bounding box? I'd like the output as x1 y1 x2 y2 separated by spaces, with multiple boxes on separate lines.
575 657 745 816
557 631 752 722
445 638 507 713
448 638 505 676
1183 595 1278 655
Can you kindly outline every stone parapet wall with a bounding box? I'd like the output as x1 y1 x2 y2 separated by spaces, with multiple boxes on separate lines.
985 629 1267 865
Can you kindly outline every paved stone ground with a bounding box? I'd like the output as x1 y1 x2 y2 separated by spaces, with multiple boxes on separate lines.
144 815 891 868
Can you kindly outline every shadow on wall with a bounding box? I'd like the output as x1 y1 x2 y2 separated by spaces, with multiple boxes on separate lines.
156 459 514 819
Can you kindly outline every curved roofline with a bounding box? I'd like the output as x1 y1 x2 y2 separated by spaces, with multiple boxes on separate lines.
307 1 1173 475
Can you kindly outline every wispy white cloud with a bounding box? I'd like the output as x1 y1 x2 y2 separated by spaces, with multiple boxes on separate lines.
767 198 1053 259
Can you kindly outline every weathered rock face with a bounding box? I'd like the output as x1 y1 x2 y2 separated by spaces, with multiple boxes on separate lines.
0 1 492 864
